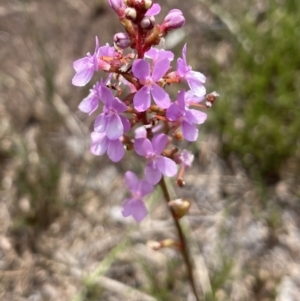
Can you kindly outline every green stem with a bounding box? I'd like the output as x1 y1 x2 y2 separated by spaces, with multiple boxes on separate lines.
159 177 201 301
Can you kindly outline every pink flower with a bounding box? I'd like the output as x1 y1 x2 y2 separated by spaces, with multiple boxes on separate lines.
132 58 171 112
122 171 153 222
134 134 177 184
72 37 100 87
90 132 125 162
177 44 206 97
166 90 207 141
94 86 130 140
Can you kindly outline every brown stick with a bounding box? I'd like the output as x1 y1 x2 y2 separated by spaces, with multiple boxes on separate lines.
159 177 201 301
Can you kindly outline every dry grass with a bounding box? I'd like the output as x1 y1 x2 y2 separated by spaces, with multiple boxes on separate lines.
0 1 300 300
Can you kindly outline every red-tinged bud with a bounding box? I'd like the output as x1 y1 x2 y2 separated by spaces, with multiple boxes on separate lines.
161 9 185 34
169 198 191 219
205 91 219 108
114 32 131 49
140 16 155 29
109 0 126 18
177 177 185 187
125 7 137 20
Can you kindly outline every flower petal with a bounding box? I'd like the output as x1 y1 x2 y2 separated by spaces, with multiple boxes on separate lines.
182 121 198 141
121 198 133 217
78 93 98 114
134 138 152 157
125 171 139 191
94 113 107 132
176 57 187 77
152 134 168 155
137 180 154 196
184 90 205 104
111 97 127 113
120 115 131 133
90 132 108 155
134 126 147 139
187 80 206 97
145 164 162 184
157 156 177 177
107 139 124 162
151 84 170 109
186 109 207 124
132 59 150 80
152 58 170 81
182 44 187 65
145 3 161 16
73 57 90 72
134 86 151 112
101 86 114 106
166 103 182 121
177 90 186 110
106 114 124 140
72 67 94 87
122 198 148 222
187 70 206 84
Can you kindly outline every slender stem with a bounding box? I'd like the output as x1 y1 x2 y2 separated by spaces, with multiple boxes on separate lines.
159 177 201 301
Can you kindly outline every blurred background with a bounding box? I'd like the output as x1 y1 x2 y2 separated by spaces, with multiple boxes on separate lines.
1 0 300 300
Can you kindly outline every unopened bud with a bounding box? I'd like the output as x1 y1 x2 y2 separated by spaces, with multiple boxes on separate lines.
169 198 191 219
161 9 185 33
125 7 137 20
205 91 219 108
114 32 131 49
160 239 178 248
144 0 153 9
174 131 183 141
176 177 185 187
147 240 161 250
109 0 125 17
140 16 155 29
147 239 178 250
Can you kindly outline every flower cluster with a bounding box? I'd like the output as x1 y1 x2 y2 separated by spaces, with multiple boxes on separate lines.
72 0 216 222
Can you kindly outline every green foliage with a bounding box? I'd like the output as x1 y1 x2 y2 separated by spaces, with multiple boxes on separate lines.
212 0 300 181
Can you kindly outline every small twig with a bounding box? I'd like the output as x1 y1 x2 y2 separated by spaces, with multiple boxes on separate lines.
159 177 201 301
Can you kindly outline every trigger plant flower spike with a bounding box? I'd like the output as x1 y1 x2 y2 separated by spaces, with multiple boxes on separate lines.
72 0 218 222
72 1 217 300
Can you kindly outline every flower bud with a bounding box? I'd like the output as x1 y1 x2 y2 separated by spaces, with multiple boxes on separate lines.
205 91 219 108
161 9 185 33
174 131 183 141
147 240 161 250
114 32 131 49
147 239 178 250
144 0 153 10
125 7 137 20
169 198 191 219
140 16 155 29
109 0 125 17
